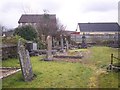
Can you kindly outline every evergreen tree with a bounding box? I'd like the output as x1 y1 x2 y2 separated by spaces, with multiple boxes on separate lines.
14 25 37 41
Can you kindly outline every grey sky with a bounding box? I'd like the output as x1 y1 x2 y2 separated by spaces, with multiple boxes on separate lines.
0 0 119 31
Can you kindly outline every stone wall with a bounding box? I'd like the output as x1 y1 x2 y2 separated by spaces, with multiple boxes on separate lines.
2 36 23 60
2 44 17 60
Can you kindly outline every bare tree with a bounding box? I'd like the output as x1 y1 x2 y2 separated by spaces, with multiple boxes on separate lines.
54 19 66 40
38 14 56 35
35 13 66 45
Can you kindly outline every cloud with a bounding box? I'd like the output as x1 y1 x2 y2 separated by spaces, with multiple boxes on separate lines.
19 0 62 14
81 0 118 13
38 1 62 13
0 0 119 30
0 0 23 13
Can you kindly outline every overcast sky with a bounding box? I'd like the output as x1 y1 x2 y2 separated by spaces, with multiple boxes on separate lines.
0 0 119 31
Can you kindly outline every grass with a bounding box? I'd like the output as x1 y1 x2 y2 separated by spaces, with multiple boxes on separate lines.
2 56 93 88
2 58 20 67
87 46 119 88
89 46 119 68
98 72 119 88
2 46 119 88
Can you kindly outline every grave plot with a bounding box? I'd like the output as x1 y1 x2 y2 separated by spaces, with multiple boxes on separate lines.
0 67 21 79
53 50 89 63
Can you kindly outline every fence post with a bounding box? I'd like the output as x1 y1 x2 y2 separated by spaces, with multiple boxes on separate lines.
110 53 114 70
111 53 113 65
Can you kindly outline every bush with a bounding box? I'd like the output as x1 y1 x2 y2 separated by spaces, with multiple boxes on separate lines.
14 25 37 41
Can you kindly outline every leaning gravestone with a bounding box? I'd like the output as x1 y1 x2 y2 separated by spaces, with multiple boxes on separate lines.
18 40 34 81
45 35 53 61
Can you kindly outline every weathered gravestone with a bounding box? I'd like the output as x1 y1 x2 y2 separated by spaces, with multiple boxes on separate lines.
60 34 64 52
81 33 87 48
65 38 69 51
44 35 53 61
18 40 34 81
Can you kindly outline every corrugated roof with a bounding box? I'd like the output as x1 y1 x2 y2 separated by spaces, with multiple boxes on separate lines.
78 23 120 32
18 14 56 23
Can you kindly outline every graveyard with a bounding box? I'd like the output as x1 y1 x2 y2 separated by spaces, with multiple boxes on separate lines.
2 46 119 88
1 0 120 89
1 13 120 89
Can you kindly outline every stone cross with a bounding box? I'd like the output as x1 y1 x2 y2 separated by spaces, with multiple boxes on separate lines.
18 40 33 81
46 35 53 60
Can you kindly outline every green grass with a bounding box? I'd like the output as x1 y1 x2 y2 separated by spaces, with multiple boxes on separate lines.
98 72 119 88
2 56 93 88
2 46 119 88
2 58 20 67
89 46 119 68
88 46 119 88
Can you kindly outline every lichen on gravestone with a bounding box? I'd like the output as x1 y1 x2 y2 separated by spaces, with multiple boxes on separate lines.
18 39 34 81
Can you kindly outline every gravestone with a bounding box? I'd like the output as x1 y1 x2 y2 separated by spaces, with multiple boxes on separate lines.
18 40 34 81
81 33 87 48
33 43 37 50
60 34 64 52
45 35 53 61
26 42 37 52
65 38 69 51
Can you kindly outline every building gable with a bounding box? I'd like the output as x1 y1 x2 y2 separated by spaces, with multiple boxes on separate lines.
18 14 56 24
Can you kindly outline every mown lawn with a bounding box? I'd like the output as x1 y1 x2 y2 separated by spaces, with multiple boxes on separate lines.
2 46 119 88
2 56 93 88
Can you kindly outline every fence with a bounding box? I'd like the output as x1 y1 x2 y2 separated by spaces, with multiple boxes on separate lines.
109 53 120 71
111 53 120 65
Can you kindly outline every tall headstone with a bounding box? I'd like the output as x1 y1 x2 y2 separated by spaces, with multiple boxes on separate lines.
18 40 33 81
60 34 64 51
45 35 53 60
81 33 87 48
65 38 69 51
52 37 55 47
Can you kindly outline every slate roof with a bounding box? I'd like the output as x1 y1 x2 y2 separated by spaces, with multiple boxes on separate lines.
18 14 56 23
78 23 120 32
